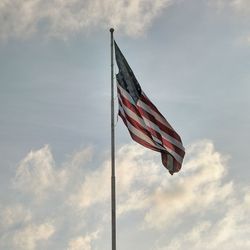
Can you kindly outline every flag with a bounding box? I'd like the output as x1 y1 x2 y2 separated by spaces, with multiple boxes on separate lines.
114 41 185 175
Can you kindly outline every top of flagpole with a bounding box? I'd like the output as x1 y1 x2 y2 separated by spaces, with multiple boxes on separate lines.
110 28 114 33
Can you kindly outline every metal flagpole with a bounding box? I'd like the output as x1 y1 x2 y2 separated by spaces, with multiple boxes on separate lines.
110 27 116 250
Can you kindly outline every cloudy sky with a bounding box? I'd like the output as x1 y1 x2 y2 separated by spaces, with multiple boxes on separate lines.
0 0 250 249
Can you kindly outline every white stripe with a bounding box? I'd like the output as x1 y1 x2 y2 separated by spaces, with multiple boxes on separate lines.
118 95 145 124
137 97 172 129
119 96 173 147
143 116 185 151
119 108 165 151
119 100 183 163
118 84 184 164
117 84 135 104
137 98 184 148
118 84 175 139
118 93 185 151
166 148 184 164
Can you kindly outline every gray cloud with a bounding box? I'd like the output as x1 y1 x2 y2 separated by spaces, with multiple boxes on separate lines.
210 0 250 12
0 0 172 41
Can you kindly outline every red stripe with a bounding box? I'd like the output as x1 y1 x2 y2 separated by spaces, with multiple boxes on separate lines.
119 109 128 127
130 131 161 152
119 92 167 147
118 99 159 145
118 85 185 169
119 89 185 157
161 137 185 158
118 87 181 143
119 110 161 152
136 103 182 142
119 97 185 158
172 159 182 173
118 97 162 143
140 93 173 129
140 94 165 118
161 152 182 174
118 88 144 121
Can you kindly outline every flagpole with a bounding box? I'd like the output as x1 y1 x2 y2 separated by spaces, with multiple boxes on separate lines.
110 27 116 250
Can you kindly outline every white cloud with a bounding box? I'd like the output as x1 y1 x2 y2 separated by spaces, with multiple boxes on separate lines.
160 189 250 250
12 145 67 201
0 204 31 230
1 140 250 249
1 145 94 249
143 141 233 229
12 145 92 202
69 144 161 211
13 222 55 250
0 0 172 41
67 231 99 250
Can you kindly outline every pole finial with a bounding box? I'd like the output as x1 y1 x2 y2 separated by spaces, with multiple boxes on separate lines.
110 28 114 33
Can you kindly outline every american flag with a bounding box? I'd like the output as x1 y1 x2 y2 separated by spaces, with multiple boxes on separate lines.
114 41 185 175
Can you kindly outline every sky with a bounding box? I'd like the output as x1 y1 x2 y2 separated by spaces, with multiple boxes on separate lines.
0 0 250 249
